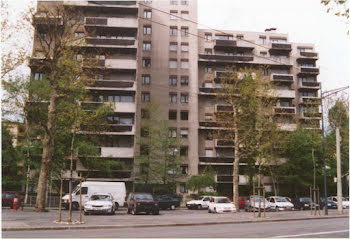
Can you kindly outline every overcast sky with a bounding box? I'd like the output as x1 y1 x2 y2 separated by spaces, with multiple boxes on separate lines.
5 0 350 93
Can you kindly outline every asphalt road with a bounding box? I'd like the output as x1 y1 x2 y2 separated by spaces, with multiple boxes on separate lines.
3 218 348 238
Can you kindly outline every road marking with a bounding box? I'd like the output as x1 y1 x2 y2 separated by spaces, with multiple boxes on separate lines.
276 229 349 238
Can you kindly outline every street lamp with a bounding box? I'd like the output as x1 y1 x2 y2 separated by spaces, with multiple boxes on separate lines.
172 148 178 195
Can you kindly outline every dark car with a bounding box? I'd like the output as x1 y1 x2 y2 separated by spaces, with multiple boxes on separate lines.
2 191 24 209
126 192 159 215
154 195 180 210
291 197 311 210
320 197 337 209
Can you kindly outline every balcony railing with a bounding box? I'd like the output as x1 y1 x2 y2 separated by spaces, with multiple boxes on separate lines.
274 107 296 114
215 104 233 112
299 81 320 89
199 157 234 164
299 67 320 74
83 59 105 67
215 139 234 147
85 17 108 25
86 37 136 46
271 74 294 82
301 112 322 119
217 175 233 183
215 40 237 46
90 80 134 88
299 96 321 105
270 43 292 50
199 54 254 62
300 52 318 58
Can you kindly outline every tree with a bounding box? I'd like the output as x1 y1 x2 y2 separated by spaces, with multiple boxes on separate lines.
321 0 349 34
214 67 278 209
134 102 183 192
186 167 216 193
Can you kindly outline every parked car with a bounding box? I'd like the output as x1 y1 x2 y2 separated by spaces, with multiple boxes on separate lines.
154 195 180 210
186 196 213 210
244 196 271 212
126 192 159 215
291 197 312 210
2 191 24 209
267 196 294 211
208 196 236 213
238 196 248 209
84 193 116 215
320 197 337 209
62 181 126 210
328 196 349 209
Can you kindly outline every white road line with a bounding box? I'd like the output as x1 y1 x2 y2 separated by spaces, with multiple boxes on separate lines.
275 229 349 238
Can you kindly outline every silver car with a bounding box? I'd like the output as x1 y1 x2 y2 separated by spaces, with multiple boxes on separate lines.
84 193 116 215
245 196 271 212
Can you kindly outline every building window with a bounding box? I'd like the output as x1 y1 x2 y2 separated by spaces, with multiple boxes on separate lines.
180 129 188 138
144 10 152 19
168 128 177 138
181 43 189 52
180 76 189 86
170 42 178 51
236 35 244 40
180 93 189 103
169 75 177 86
181 27 189 36
181 0 188 5
97 74 104 81
215 35 233 40
143 42 151 51
169 110 177 120
34 73 44 80
181 59 189 69
262 69 269 76
170 0 177 5
170 26 177 36
205 67 213 73
141 92 150 102
180 111 188 120
259 36 266 45
205 33 212 41
169 59 177 68
180 184 187 193
181 11 189 20
141 127 149 137
141 109 150 119
170 10 178 20
144 0 152 3
205 149 214 157
205 48 212 55
142 58 151 68
142 75 151 85
169 93 177 103
143 25 152 35
74 32 84 39
205 114 213 121
270 38 287 43
39 33 47 40
260 52 267 57
180 146 188 156
181 166 188 175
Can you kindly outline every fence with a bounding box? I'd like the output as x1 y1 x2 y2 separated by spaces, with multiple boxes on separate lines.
25 195 61 208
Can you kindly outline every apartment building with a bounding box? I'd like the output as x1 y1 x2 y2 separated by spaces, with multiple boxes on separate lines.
31 0 320 196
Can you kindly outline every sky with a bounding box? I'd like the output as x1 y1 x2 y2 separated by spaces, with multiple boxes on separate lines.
4 0 350 93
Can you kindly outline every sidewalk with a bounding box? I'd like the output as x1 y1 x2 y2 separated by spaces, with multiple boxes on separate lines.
2 207 348 231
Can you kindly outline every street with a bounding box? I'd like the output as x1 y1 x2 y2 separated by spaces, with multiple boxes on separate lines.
3 218 348 238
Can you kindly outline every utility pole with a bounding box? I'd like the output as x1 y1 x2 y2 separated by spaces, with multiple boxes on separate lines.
336 127 343 214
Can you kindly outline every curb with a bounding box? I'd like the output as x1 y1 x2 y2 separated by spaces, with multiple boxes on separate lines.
3 215 348 232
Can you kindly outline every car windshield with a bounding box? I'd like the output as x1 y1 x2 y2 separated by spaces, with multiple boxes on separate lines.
90 195 111 201
134 194 153 200
215 197 230 203
300 198 310 202
275 197 287 202
252 197 265 202
198 196 204 200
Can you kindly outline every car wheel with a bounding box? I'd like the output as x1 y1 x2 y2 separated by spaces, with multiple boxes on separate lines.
197 204 202 210
170 205 176 210
84 211 89 215
72 202 79 210
275 206 279 212
214 207 217 213
208 208 211 213
127 208 131 214
110 207 115 215
131 207 137 215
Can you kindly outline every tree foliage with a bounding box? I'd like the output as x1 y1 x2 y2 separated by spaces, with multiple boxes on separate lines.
186 167 216 192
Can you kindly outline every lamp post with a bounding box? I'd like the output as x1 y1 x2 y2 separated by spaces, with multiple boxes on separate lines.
172 148 178 195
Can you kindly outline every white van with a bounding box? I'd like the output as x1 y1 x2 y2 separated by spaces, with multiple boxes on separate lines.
62 181 126 210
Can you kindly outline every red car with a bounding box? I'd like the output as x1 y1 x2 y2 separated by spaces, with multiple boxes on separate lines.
2 191 24 208
239 196 248 209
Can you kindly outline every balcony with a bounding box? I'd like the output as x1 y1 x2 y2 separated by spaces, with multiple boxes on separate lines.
83 58 105 67
100 147 134 158
269 43 292 55
204 106 215 114
80 124 134 134
205 140 214 148
105 59 137 70
277 123 297 131
298 67 320 75
215 104 233 112
87 80 135 91
216 175 233 183
275 89 296 98
298 81 320 90
199 156 234 165
81 102 136 113
300 112 322 119
300 52 318 58
199 121 229 130
215 139 234 148
214 40 254 52
85 17 138 29
198 54 254 63
215 40 237 47
274 107 296 115
271 74 294 83
85 37 137 48
299 96 321 105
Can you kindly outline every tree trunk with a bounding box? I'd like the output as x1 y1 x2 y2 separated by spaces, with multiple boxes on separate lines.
233 111 240 210
35 87 57 212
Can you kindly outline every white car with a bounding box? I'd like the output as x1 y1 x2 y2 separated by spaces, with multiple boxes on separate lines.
208 197 236 213
328 196 350 209
186 196 213 209
245 196 271 212
84 193 116 215
267 196 294 211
